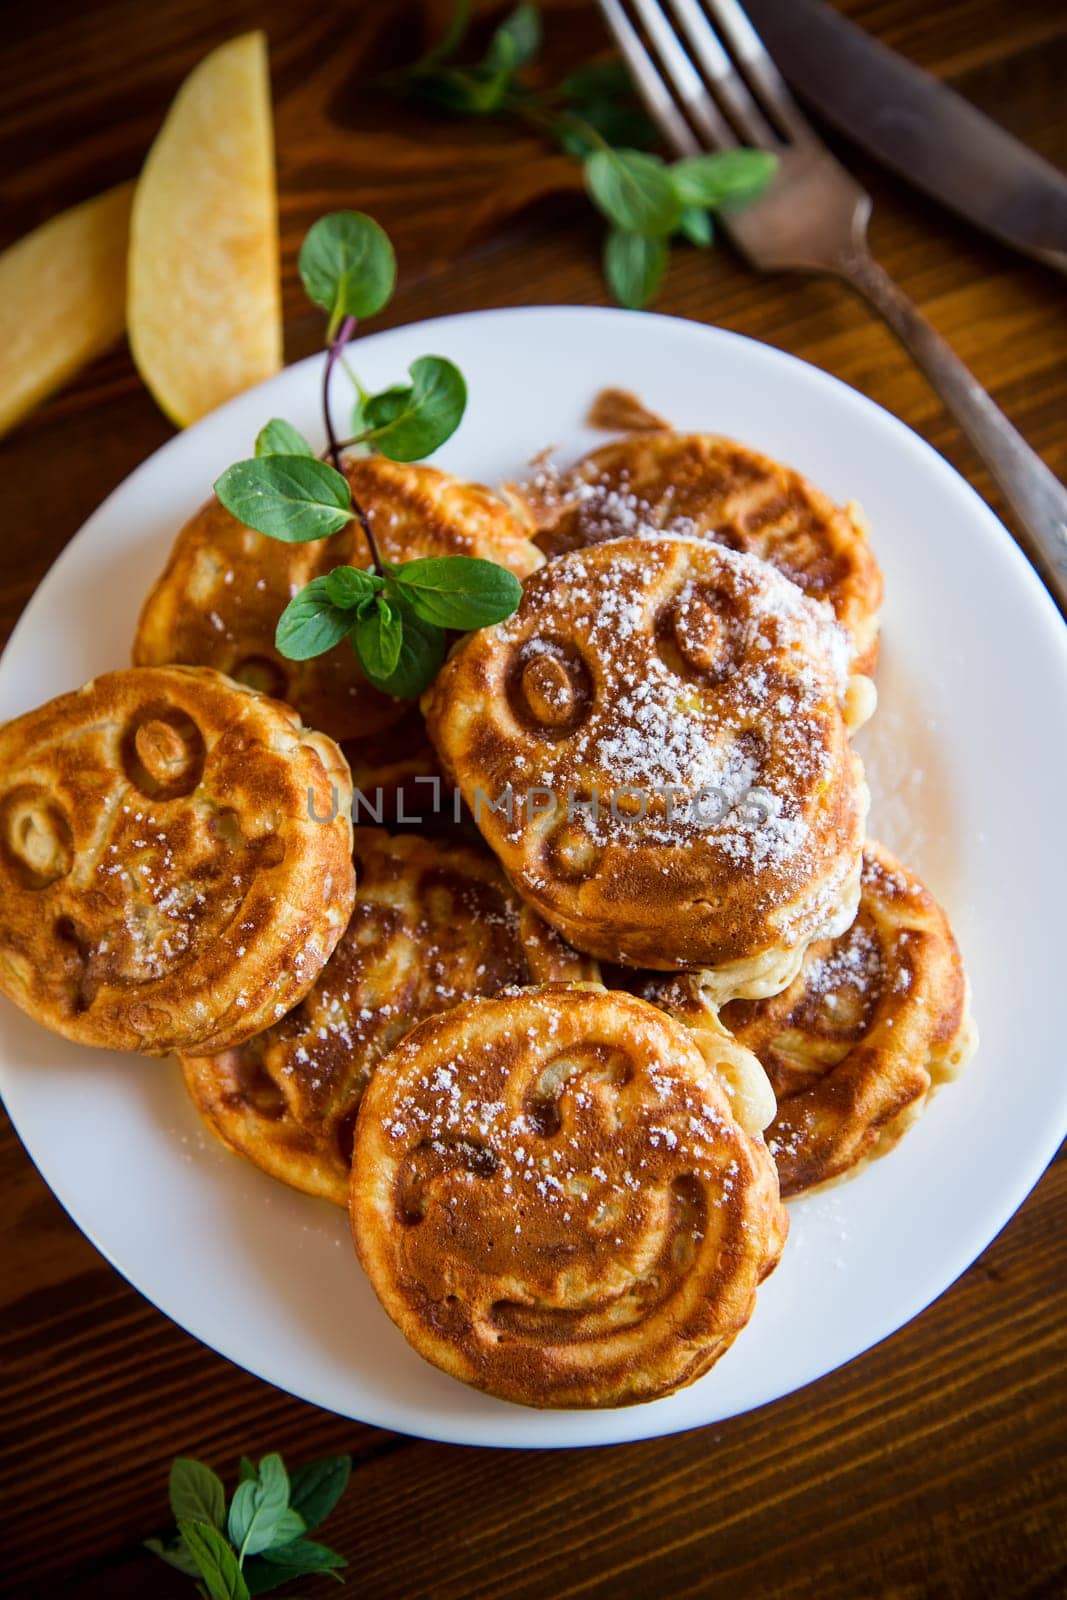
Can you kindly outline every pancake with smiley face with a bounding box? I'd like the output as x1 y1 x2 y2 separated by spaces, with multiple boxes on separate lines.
350 984 788 1408
721 843 977 1196
181 828 536 1204
133 453 543 745
424 537 872 999
511 431 882 675
0 666 354 1055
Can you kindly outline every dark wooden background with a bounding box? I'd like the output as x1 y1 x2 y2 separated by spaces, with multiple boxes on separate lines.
2 1 1065 1595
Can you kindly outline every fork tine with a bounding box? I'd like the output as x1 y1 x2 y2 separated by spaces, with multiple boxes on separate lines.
627 0 739 151
665 0 779 148
598 0 703 158
701 0 815 143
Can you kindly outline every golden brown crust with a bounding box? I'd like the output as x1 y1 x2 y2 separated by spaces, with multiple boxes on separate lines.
133 455 543 743
350 985 788 1408
0 666 354 1055
424 536 869 982
181 828 534 1203
721 842 977 1196
510 432 882 675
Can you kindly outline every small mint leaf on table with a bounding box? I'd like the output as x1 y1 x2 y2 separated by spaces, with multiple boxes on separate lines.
287 1455 353 1532
169 1457 226 1531
215 457 353 543
275 578 356 661
249 1536 348 1576
255 419 314 458
355 596 404 681
359 356 467 461
144 1534 201 1578
260 1507 306 1551
227 1453 292 1561
177 1520 250 1600
392 555 522 629
299 211 397 334
486 3 541 72
238 1455 257 1484
669 149 778 208
584 148 681 237
677 205 714 248
324 565 381 608
603 229 669 309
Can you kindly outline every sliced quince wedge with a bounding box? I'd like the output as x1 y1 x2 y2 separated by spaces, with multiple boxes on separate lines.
128 31 281 426
0 182 133 437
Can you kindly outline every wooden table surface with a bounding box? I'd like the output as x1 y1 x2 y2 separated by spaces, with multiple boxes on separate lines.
2 1 1065 1595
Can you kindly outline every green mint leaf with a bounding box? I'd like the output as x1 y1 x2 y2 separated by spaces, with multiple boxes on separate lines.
227 1454 291 1560
392 556 522 629
677 205 714 247
261 1508 306 1552
248 1537 348 1575
585 148 680 237
144 1535 201 1578
298 211 397 329
242 1559 297 1597
360 355 467 461
354 596 404 682
669 149 777 209
288 1456 353 1532
169 1458 226 1531
324 565 381 608
276 577 356 661
178 1520 250 1600
603 229 669 309
215 457 353 543
486 3 541 72
238 1456 257 1484
358 590 446 699
255 419 314 458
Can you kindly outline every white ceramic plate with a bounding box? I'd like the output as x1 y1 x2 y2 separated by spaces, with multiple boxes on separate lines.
2 307 1065 1448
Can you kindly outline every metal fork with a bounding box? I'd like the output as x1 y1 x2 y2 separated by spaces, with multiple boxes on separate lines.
598 0 1067 611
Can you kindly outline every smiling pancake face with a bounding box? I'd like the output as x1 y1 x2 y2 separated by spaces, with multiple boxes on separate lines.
180 828 536 1204
133 454 543 744
0 666 354 1055
721 843 977 1196
511 432 882 675
350 984 788 1408
424 536 870 994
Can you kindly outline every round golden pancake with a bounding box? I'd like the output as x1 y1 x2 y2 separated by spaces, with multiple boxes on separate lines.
721 843 977 1196
133 454 543 743
0 666 354 1055
424 536 870 991
512 432 882 674
181 828 534 1203
351 985 788 1409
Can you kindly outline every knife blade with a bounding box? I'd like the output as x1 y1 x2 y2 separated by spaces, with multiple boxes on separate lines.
743 0 1067 273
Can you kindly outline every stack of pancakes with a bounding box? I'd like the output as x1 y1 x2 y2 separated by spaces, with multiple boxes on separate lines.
0 435 975 1410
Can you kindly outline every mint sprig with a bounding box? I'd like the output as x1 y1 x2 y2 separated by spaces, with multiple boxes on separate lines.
213 208 524 700
145 1451 352 1597
393 4 777 307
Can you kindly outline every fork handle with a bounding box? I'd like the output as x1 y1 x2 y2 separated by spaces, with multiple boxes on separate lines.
840 249 1067 613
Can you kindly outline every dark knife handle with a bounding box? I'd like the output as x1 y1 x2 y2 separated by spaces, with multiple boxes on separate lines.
842 249 1067 613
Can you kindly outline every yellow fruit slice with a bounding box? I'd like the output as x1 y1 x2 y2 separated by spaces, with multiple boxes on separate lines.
128 31 281 426
0 183 133 438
